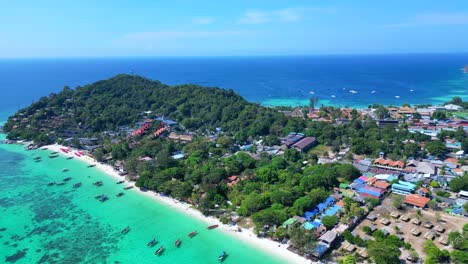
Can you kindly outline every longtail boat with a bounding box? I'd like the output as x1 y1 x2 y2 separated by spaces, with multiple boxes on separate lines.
73 182 82 188
123 186 133 190
93 181 103 186
62 168 69 172
121 226 130 234
95 194 105 199
207 224 219 230
66 157 74 160
99 195 108 202
116 180 125 184
175 239 182 247
56 182 66 186
49 154 59 158
116 192 124 197
147 239 157 247
47 182 55 186
155 246 164 255
188 231 198 238
87 164 96 168
63 177 72 182
33 156 41 160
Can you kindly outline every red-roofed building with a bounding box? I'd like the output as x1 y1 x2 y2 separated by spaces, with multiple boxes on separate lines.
404 194 431 208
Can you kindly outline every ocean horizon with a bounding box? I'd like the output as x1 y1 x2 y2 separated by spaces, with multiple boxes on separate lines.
0 54 467 118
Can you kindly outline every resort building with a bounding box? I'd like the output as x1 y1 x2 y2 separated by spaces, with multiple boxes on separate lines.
313 231 338 258
404 194 431 208
291 137 317 153
373 158 405 170
167 132 193 143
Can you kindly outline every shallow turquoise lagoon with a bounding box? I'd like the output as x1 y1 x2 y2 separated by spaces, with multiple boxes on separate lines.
0 136 285 264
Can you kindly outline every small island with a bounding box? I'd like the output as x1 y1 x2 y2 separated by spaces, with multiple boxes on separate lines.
3 74 468 263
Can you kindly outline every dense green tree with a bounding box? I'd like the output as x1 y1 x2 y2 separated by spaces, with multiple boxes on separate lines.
321 215 338 230
432 111 447 120
425 140 447 158
450 174 468 192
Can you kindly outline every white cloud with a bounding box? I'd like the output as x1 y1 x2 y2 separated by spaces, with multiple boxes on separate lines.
124 30 253 40
192 17 216 25
238 7 335 24
238 11 270 24
384 13 468 28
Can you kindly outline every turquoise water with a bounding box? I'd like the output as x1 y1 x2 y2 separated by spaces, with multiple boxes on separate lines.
0 134 285 264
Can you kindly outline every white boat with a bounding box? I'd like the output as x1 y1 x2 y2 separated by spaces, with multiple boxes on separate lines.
331 95 336 98
371 90 376 94
395 95 400 99
349 90 358 94
410 89 414 92
62 168 69 172
309 91 315 95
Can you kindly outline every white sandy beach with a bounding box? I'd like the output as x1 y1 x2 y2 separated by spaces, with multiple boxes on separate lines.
45 143 312 264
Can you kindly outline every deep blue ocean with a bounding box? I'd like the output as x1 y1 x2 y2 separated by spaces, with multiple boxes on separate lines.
1 54 467 121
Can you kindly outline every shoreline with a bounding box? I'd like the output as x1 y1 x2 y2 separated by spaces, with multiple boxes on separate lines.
44 143 311 264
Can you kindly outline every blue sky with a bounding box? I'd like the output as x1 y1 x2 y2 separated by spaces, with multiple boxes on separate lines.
1 0 468 57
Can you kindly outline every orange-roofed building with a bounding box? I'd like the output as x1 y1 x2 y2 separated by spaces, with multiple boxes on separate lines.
366 177 378 184
373 181 390 190
336 199 345 208
404 194 431 208
226 176 239 187
444 158 458 164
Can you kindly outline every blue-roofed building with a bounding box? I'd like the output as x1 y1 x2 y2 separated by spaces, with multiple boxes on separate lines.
304 209 319 220
358 188 382 199
392 181 416 195
312 231 338 258
240 144 252 151
325 196 335 205
317 202 327 212
304 222 314 230
322 205 342 217
155 117 178 126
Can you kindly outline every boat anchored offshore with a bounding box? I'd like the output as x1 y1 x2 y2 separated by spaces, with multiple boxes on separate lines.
99 195 109 202
207 224 219 230
62 168 69 172
116 180 125 184
116 192 124 197
73 182 82 188
123 186 133 190
147 238 157 247
155 246 164 255
93 181 103 186
218 251 228 261
188 231 198 238
63 177 72 182
88 164 96 168
121 226 130 234
175 239 182 247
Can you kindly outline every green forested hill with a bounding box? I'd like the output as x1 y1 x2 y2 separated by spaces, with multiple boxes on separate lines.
4 74 287 140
